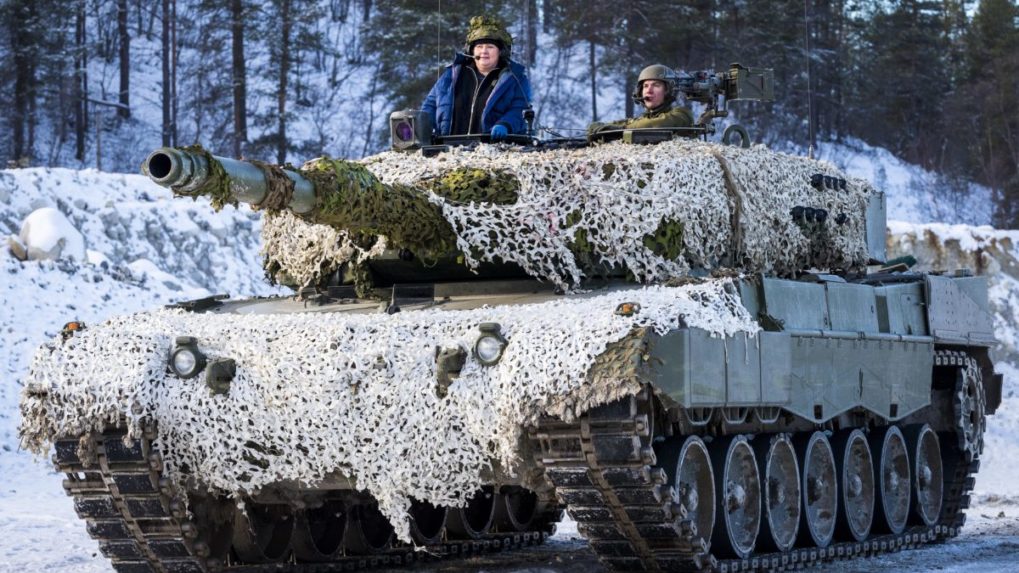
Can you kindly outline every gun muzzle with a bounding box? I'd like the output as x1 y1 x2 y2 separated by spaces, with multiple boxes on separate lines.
144 147 211 192
142 147 315 213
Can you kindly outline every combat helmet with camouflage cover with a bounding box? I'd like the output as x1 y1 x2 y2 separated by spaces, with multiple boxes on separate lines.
464 15 513 55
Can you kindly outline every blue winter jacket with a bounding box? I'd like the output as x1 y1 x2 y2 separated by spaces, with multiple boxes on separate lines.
422 52 533 136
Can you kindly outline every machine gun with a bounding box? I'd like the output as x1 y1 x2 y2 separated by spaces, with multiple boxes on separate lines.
674 63 775 146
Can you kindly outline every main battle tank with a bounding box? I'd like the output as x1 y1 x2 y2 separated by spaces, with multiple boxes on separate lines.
19 128 1003 573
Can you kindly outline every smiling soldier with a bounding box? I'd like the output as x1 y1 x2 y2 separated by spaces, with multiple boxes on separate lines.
422 16 533 141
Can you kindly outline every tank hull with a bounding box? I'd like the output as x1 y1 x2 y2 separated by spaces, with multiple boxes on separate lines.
29 272 1000 572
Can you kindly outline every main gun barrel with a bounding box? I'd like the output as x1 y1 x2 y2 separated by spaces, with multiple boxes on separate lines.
142 147 316 213
142 146 463 259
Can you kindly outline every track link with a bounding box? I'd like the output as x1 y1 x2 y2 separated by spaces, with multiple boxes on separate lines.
53 426 551 573
533 350 982 572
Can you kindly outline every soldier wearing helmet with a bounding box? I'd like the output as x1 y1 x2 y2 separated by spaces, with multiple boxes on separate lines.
422 16 533 141
588 64 693 139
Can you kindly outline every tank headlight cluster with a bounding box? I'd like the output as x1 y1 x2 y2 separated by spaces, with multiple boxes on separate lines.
473 322 508 366
170 336 207 379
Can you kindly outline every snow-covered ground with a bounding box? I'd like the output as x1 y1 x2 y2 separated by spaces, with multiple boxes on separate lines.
0 143 1016 571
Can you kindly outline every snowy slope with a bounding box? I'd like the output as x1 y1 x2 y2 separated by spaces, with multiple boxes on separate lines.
0 153 1016 571
0 168 284 451
0 169 286 572
819 138 994 226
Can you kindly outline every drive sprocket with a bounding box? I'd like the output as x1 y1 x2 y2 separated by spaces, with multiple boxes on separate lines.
953 356 986 462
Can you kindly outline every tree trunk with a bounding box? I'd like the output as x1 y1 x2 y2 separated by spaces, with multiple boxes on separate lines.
75 0 87 162
118 0 130 118
804 0 816 153
231 0 247 158
589 41 597 121
161 0 170 146
170 0 178 145
277 0 292 164
525 0 538 66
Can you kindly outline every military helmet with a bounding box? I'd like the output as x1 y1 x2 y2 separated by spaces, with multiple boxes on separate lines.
464 15 513 56
632 64 678 107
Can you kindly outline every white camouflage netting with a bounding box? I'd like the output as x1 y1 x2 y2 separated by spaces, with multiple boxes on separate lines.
260 209 388 287
262 139 873 289
21 281 758 542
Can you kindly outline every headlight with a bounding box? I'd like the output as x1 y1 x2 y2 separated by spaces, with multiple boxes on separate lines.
475 336 505 364
170 336 206 379
473 323 507 366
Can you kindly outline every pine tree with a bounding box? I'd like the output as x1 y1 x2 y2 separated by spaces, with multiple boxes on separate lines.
846 1 957 167
2 0 72 165
964 0 1019 226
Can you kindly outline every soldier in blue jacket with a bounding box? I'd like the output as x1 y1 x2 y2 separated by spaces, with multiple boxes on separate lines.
422 16 533 141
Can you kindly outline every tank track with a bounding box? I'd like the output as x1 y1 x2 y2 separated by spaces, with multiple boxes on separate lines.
532 350 981 572
52 423 553 573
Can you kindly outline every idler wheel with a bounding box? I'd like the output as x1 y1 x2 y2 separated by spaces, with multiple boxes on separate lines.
231 503 294 563
673 435 715 546
492 486 539 532
709 435 761 559
291 499 346 561
903 424 943 526
832 429 875 542
795 431 837 548
753 434 800 552
445 487 496 539
343 501 393 553
408 499 447 545
870 425 911 534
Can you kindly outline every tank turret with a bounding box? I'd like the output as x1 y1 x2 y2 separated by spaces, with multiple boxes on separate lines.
144 141 886 293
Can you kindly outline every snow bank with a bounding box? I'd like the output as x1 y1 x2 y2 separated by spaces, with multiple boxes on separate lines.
0 167 282 450
10 207 87 261
0 167 282 297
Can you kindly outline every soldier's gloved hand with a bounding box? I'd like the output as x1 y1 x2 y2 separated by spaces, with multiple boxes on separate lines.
490 124 509 141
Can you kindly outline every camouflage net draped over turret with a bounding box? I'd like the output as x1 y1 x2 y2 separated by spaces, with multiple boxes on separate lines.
261 139 872 289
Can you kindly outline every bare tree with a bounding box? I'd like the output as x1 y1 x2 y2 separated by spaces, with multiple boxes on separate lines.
589 41 597 121
231 0 247 158
118 0 130 119
161 0 171 145
73 0 88 161
277 0 291 163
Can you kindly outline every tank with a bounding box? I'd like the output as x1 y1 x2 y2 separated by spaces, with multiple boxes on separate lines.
19 135 1003 573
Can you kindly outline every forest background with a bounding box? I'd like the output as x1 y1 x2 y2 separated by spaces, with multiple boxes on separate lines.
2 0 1017 225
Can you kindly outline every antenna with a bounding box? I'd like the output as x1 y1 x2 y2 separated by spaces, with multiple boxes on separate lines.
803 0 815 159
